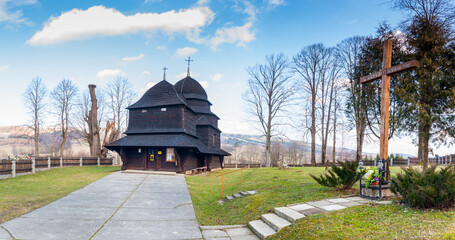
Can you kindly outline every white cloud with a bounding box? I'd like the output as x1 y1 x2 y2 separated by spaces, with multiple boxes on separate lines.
199 80 209 89
210 22 254 49
0 0 37 25
122 53 144 62
141 82 156 93
27 5 214 45
210 73 223 82
141 71 151 76
176 47 198 57
268 0 285 6
0 65 8 72
96 69 125 78
156 45 166 50
197 0 210 6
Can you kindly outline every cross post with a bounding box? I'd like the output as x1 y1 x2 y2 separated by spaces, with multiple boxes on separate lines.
185 57 193 77
360 39 419 182
162 66 168 81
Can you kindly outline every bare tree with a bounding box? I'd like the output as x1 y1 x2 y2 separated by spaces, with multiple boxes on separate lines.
337 36 367 162
105 76 136 133
51 79 78 157
23 77 47 157
243 53 295 167
77 85 104 157
293 44 330 166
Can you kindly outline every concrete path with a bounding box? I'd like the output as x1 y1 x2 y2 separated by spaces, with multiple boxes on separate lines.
0 172 202 240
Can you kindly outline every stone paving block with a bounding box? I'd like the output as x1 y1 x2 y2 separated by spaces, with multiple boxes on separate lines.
339 201 364 207
205 237 231 240
226 196 234 200
2 218 105 240
240 191 250 196
299 207 327 216
226 227 255 237
230 235 260 240
261 213 291 232
306 200 332 207
289 203 314 211
202 229 229 238
320 204 347 211
327 198 351 203
345 197 365 201
247 190 258 195
233 193 243 198
0 226 12 239
248 220 276 239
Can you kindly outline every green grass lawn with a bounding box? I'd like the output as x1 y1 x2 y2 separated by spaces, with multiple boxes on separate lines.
0 166 120 224
186 166 455 239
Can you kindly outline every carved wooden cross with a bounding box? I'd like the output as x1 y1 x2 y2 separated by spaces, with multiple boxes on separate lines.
360 39 419 181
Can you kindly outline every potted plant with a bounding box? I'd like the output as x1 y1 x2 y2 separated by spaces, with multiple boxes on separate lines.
363 166 383 188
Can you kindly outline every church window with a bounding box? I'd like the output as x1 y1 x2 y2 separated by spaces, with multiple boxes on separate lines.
161 108 167 112
212 134 216 147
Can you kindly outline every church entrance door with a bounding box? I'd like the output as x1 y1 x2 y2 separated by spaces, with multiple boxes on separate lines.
146 148 165 170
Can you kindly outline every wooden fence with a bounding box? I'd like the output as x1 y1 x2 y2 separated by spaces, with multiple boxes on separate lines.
0 157 113 178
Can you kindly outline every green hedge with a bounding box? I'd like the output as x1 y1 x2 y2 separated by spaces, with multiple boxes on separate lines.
390 165 455 209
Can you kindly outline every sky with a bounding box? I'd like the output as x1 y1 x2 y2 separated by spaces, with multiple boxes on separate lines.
0 0 452 156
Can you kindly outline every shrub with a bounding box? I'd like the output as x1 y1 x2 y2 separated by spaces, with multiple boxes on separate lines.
310 160 360 190
390 165 455 209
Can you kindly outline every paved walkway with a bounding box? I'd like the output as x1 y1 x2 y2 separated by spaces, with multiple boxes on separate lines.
0 172 202 240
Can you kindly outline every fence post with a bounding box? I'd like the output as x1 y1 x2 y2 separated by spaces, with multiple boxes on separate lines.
235 163 237 169
60 157 63 168
451 155 453 165
374 159 377 167
80 157 83 167
32 156 36 174
97 157 100 166
390 158 393 166
11 160 16 178
407 157 410 166
260 164 262 168
48 156 51 170
248 163 250 168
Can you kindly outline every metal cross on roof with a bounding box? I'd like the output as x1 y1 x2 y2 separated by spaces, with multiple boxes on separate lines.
162 66 168 81
185 57 193 77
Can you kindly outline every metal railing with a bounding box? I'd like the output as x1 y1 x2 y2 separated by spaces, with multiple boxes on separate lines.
216 168 246 198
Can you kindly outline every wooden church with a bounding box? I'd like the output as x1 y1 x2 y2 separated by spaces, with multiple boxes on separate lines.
106 63 229 173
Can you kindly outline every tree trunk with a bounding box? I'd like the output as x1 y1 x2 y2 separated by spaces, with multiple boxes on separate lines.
356 121 366 162
311 92 316 166
333 101 337 163
34 110 39 157
89 85 101 157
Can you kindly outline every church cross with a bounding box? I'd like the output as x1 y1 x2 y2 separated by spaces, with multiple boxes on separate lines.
162 66 168 81
360 39 419 181
185 57 193 77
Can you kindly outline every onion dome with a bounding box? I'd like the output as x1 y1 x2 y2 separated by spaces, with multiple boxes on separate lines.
128 80 186 109
174 76 208 102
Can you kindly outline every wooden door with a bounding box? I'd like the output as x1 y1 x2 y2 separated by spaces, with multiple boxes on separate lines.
146 148 158 170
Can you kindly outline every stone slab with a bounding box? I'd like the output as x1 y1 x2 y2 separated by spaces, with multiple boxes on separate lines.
1 218 105 240
240 191 250 196
21 206 117 220
230 235 260 240
248 220 276 239
201 225 246 230
319 204 347 211
202 229 229 238
327 198 351 203
345 197 365 201
288 203 314 211
0 227 12 239
261 213 291 232
299 207 327 216
247 190 258 195
92 220 202 240
306 200 332 207
226 227 256 237
233 193 243 198
274 207 305 223
226 196 234 200
112 205 197 221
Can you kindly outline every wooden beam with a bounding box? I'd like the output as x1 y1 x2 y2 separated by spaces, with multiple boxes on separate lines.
360 60 419 84
380 39 392 161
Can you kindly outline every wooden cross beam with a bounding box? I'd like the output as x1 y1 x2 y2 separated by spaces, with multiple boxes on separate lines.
360 39 419 180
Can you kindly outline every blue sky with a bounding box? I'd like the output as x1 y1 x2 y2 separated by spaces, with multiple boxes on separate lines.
0 0 450 155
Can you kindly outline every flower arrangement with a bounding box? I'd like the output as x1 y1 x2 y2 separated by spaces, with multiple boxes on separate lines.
363 166 383 188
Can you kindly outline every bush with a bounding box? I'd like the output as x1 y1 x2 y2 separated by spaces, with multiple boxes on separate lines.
310 160 360 190
390 165 455 209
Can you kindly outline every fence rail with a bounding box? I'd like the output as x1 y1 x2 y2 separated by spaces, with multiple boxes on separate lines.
0 157 113 179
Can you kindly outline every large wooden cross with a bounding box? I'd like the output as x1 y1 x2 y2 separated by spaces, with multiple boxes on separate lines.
360 39 419 180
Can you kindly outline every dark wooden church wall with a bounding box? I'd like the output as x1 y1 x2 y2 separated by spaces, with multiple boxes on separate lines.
206 115 218 127
183 108 197 136
196 126 210 146
128 106 183 132
124 147 145 170
210 155 222 169
208 127 221 148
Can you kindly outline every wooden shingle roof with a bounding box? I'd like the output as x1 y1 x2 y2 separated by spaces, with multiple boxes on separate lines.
127 80 186 109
